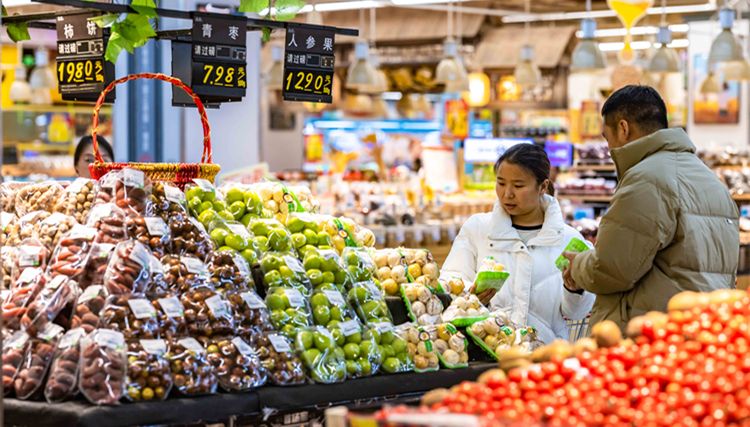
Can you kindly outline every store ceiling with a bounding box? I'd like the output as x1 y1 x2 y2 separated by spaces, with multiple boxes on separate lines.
474 25 577 69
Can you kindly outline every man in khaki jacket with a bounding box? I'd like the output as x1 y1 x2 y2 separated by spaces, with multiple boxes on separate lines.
563 85 739 333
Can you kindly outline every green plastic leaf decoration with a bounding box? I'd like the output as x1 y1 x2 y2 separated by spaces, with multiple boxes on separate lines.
90 14 119 28
262 27 271 42
274 0 306 21
238 0 268 14
7 15 31 43
131 0 158 18
105 32 128 62
2 5 8 16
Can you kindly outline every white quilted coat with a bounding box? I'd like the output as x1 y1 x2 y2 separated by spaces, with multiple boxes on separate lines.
440 195 595 345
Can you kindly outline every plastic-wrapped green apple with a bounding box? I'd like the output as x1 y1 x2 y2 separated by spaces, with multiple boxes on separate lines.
281 324 296 338
299 245 317 256
317 232 330 246
291 233 306 249
260 210 273 219
269 229 292 252
333 347 345 360
346 330 362 344
321 271 335 284
297 330 314 350
304 254 322 270
306 269 323 286
218 246 235 253
226 188 244 204
329 306 344 322
267 294 285 311
319 257 337 272
229 201 246 219
392 338 406 354
264 270 282 287
199 208 218 224
302 229 318 246
286 217 305 233
380 330 394 345
261 254 282 271
317 283 337 292
345 251 359 267
380 344 395 358
291 313 308 327
327 320 341 328
314 332 334 351
302 348 321 367
210 228 228 247
311 293 329 307
382 357 400 373
279 265 294 279
360 340 376 356
358 359 372 375
313 306 330 325
188 199 202 213
253 236 269 253
349 287 368 305
186 187 204 202
361 301 381 319
240 249 258 266
244 191 263 214
202 190 216 202
217 211 235 222
225 234 248 251
240 213 257 227
346 360 359 375
343 343 360 360
212 200 227 212
396 352 412 367
331 328 346 346
250 221 270 237
363 329 380 345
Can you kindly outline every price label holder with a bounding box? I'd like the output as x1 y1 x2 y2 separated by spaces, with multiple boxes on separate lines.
282 23 335 104
56 12 115 103
172 12 247 107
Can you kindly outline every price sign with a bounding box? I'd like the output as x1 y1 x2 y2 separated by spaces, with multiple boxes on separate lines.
282 23 335 104
56 12 115 102
192 61 246 89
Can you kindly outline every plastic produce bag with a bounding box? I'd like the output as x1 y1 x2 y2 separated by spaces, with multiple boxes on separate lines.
249 218 294 254
330 320 381 379
207 220 260 267
185 179 233 229
440 276 469 299
225 289 273 343
11 239 50 283
71 284 108 334
181 286 235 346
14 323 64 399
2 331 31 396
341 247 380 285
401 323 439 373
94 170 121 206
148 182 188 223
284 212 328 257
302 249 353 294
347 281 393 325
400 249 441 290
310 288 356 327
0 211 17 247
371 248 409 296
517 325 545 353
217 183 267 225
466 315 517 360
35 213 78 253
147 254 169 298
4 268 46 331
165 337 218 396
103 240 152 295
401 282 443 326
85 203 128 246
125 339 173 402
1 246 16 289
14 181 63 217
47 224 98 281
371 322 413 374
78 242 116 290
255 331 306 386
5 211 47 248
152 293 187 340
441 294 491 327
100 294 160 340
251 181 305 224
79 329 127 405
206 337 267 391
321 216 375 253
259 251 312 297
294 326 346 384
0 182 25 214
474 257 510 293
105 168 152 216
265 287 312 339
125 216 172 258
168 214 215 260
432 323 469 369
54 177 97 223
160 255 211 294
21 275 78 337
555 238 591 272
206 250 254 293
45 327 86 403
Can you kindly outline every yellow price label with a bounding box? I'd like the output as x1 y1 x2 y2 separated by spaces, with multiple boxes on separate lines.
284 69 333 97
57 59 104 85
200 63 246 88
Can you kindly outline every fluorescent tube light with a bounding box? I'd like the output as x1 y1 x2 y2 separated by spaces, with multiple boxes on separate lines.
504 3 714 23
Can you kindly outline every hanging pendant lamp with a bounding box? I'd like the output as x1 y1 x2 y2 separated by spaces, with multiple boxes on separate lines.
649 27 681 73
709 8 748 67
514 0 540 86
436 39 465 84
572 19 607 71
346 40 379 91
700 72 721 94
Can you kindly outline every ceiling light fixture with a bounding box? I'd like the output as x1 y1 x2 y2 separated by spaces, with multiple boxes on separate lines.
346 8 379 91
700 71 720 94
513 0 540 86
502 3 715 24
576 24 689 38
648 0 681 73
571 0 606 71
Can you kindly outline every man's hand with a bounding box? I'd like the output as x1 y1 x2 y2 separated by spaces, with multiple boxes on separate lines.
469 284 496 306
562 251 582 292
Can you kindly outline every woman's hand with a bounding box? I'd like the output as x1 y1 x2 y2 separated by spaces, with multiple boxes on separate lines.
469 284 496 307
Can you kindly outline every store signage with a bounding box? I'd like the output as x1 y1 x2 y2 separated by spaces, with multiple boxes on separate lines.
580 101 602 139
56 12 115 103
463 138 533 163
544 141 573 168
445 99 469 140
282 23 335 104
190 12 247 98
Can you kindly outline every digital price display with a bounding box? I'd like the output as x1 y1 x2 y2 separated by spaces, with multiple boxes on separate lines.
282 23 335 104
56 12 115 102
192 62 246 89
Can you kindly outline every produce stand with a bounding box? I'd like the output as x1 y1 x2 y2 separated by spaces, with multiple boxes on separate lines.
4 362 496 427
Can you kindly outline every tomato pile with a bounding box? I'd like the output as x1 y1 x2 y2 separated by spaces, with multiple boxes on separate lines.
431 289 750 427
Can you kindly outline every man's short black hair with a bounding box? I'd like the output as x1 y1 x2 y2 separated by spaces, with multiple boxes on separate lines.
601 85 668 133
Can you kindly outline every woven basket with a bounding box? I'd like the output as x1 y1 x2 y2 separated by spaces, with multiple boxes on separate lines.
88 73 221 189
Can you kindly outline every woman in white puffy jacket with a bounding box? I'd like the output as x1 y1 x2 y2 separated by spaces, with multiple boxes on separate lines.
440 144 594 345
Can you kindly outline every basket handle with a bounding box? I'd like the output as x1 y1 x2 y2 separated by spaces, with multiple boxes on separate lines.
91 73 212 164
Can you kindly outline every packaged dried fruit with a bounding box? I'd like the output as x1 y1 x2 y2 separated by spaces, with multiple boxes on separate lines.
302 249 353 294
85 203 128 246
371 322 413 374
78 242 116 290
441 294 491 326
4 268 46 331
2 246 17 289
103 240 152 295
164 337 218 396
71 284 108 334
11 239 49 282
0 211 17 247
1 182 25 214
185 179 233 229
98 168 152 217
181 286 235 346
168 215 215 260
21 275 78 338
341 247 380 285
147 182 188 223
79 329 127 405
44 327 86 403
2 330 31 396
255 331 306 386
265 286 312 340
160 255 211 295
225 289 272 343
124 339 173 402
152 293 187 340
125 216 172 258
206 249 254 293
310 288 356 327
401 282 444 326
400 323 439 373
347 281 393 325
294 325 346 384
14 181 63 217
14 323 64 400
329 320 381 379
100 294 160 340
54 177 97 223
259 251 312 297
147 254 169 298
47 224 98 281
206 336 267 392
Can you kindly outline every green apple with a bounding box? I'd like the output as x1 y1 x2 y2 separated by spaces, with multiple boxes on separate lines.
297 330 314 350
209 228 228 247
253 236 269 253
303 229 318 246
202 191 216 202
269 229 292 252
320 258 338 272
212 200 228 212
240 249 258 266
331 328 346 346
286 217 305 233
321 271 335 284
267 294 285 311
310 293 329 308
302 348 321 367
198 208 218 225
225 234 248 251
382 357 400 374
343 343 360 360
333 347 345 360
380 344 395 358
380 330 395 345
226 188 244 205
317 283 337 292
313 306 331 325
345 251 360 267
346 359 359 375
304 254 321 271
217 211 235 222
360 340 376 357
317 232 330 247
314 332 333 351
229 201 246 220
263 271 282 287
358 359 372 375
292 233 307 249
281 324 296 339
186 187 204 201
261 254 281 272
250 221 270 237
330 306 344 322
307 269 323 286
240 213 257 227
363 329 380 345
391 338 406 355
346 330 362 344
244 191 263 215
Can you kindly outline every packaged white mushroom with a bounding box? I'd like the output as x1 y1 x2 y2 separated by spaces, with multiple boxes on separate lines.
251 181 306 224
401 283 443 326
400 323 439 373
398 248 442 293
441 294 491 326
371 249 409 296
466 315 519 360
320 216 375 254
517 326 545 352
439 276 469 299
289 185 320 213
432 323 469 369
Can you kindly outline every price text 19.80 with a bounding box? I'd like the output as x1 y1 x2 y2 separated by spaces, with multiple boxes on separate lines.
57 59 104 84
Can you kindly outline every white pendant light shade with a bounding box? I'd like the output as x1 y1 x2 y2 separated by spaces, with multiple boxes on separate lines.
572 19 606 71
346 41 378 91
514 45 541 86
724 59 750 81
9 65 31 103
265 45 284 90
436 39 466 84
700 72 720 94
649 27 681 73
708 9 745 67
363 52 389 94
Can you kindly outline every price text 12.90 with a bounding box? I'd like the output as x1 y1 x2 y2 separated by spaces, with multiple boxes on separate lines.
285 70 332 96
